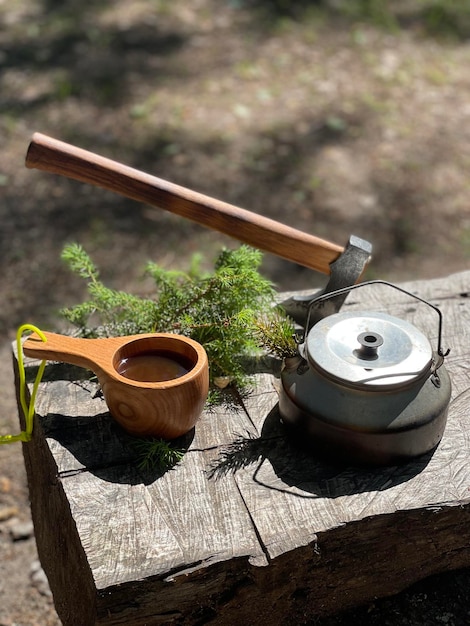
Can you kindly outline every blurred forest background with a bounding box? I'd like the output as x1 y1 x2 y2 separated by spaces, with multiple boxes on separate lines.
2 0 470 339
1 1 470 624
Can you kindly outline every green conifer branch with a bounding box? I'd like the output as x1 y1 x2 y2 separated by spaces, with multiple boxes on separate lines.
60 243 294 387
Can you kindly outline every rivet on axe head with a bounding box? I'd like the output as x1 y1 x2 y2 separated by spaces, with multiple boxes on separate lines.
280 235 373 330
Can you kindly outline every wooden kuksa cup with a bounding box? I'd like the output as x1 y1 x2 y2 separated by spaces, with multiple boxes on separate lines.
23 332 209 439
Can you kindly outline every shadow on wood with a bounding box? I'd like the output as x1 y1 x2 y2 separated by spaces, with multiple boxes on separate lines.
207 405 434 499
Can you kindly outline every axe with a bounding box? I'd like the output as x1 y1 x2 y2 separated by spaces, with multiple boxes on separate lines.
25 133 372 327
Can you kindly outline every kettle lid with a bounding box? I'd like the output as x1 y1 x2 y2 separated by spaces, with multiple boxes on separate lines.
306 310 433 388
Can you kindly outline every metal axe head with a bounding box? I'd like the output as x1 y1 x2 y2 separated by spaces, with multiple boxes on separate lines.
281 235 372 329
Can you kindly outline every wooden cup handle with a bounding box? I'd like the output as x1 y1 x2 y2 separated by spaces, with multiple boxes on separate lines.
26 133 344 275
22 331 121 374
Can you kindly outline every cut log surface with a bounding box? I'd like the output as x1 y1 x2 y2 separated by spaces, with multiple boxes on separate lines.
14 271 470 626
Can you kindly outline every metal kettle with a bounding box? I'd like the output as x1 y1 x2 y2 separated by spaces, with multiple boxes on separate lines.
279 281 452 466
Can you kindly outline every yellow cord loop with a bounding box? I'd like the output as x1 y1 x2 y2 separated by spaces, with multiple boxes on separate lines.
0 324 47 445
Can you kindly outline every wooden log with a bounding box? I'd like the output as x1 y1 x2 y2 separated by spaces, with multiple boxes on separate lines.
14 271 470 625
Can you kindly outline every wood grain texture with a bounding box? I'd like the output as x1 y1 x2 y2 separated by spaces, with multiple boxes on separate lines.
15 271 470 625
25 133 344 275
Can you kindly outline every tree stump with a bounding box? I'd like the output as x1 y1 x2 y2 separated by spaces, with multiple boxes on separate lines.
14 271 470 625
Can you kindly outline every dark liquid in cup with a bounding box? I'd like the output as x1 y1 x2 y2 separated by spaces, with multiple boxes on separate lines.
117 350 193 382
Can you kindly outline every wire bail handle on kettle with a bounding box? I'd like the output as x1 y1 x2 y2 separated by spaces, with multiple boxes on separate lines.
304 279 450 373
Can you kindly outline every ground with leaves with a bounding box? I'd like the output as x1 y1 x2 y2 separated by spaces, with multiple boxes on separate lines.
1 1 470 624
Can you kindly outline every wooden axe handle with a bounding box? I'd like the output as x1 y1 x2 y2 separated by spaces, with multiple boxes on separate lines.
26 133 344 275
